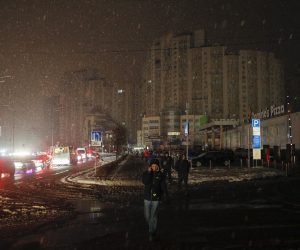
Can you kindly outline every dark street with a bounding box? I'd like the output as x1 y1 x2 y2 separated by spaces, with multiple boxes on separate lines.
1 155 300 249
0 1 300 249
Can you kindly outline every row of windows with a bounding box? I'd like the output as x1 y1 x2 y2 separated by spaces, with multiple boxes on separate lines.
143 127 160 131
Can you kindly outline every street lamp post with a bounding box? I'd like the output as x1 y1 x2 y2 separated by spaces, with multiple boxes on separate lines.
287 95 293 165
0 75 15 153
185 102 189 160
51 125 54 148
49 103 61 149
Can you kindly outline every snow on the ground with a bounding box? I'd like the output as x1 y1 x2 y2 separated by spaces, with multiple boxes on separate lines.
64 155 286 187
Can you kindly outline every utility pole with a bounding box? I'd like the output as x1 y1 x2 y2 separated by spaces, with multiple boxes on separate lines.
185 102 189 160
0 75 15 153
51 105 54 149
287 95 293 165
247 125 250 168
12 108 15 153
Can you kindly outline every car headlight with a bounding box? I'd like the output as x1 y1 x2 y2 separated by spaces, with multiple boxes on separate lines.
14 162 23 168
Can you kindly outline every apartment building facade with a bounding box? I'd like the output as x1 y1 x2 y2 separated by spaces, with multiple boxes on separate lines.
140 114 209 150
58 68 113 147
139 30 285 149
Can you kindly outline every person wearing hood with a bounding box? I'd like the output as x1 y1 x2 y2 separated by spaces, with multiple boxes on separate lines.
142 158 168 241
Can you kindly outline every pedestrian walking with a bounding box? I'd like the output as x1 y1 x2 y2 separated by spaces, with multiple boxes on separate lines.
143 148 150 162
142 158 168 241
160 152 173 184
175 154 191 192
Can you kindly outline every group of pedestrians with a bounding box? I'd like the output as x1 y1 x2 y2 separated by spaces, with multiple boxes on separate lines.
141 151 191 241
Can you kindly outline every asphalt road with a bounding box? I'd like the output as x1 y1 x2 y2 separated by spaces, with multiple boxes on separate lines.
1 155 300 249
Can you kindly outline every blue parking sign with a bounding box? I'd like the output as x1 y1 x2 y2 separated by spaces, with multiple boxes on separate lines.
252 135 261 149
252 119 260 128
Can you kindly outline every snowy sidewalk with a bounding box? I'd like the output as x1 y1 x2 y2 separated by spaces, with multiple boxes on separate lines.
63 156 286 187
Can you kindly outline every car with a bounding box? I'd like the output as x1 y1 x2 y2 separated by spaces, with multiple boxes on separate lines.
76 148 87 161
13 157 36 173
51 146 71 166
191 150 234 167
234 148 252 160
0 157 15 179
32 153 51 169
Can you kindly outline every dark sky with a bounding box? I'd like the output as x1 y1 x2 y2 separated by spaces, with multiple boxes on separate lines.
1 0 299 90
0 0 299 147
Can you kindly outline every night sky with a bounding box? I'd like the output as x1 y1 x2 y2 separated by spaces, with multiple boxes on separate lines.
0 0 299 149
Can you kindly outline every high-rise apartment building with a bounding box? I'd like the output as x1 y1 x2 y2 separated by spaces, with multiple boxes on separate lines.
238 50 258 120
238 50 285 120
170 33 192 111
142 30 206 116
190 47 202 114
58 68 112 146
42 96 60 148
223 53 239 119
200 46 226 118
139 29 285 148
268 53 285 107
141 30 285 121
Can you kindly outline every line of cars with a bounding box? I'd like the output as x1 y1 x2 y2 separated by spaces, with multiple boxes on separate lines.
0 147 101 179
71 147 100 164
52 146 100 166
0 153 51 179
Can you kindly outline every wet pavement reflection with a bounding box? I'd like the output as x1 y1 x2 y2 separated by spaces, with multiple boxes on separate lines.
18 198 116 249
73 198 109 223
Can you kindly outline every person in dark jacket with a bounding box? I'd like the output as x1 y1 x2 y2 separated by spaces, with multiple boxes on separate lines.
176 154 191 192
161 152 174 184
142 158 168 241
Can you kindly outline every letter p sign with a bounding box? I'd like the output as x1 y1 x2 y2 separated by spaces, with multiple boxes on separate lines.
252 119 260 128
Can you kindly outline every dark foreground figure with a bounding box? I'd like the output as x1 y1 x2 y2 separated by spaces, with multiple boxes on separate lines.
142 158 168 242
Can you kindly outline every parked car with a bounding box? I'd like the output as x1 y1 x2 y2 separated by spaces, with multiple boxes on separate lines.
0 157 15 179
191 150 234 167
234 148 252 160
